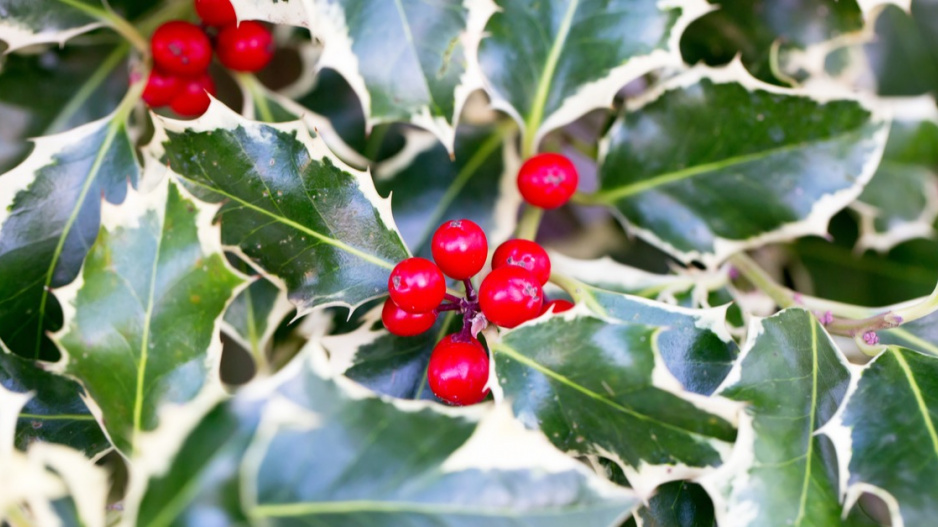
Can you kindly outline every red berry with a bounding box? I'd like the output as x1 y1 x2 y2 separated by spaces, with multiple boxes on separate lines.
169 73 216 117
195 0 237 26
492 239 550 285
430 219 488 280
541 299 574 315
382 298 437 336
142 69 183 107
428 334 490 405
517 153 578 209
216 21 275 72
478 266 543 329
388 257 445 314
151 21 213 76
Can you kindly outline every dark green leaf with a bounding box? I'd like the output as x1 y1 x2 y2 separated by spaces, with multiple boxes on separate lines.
322 306 462 401
708 309 851 526
837 347 938 526
0 348 107 456
222 274 293 374
855 116 938 250
553 263 739 395
132 349 638 526
152 103 409 315
375 124 521 258
594 65 888 266
0 0 107 51
865 2 938 96
635 481 715 527
492 312 737 498
54 178 244 455
0 105 139 360
0 43 129 172
478 0 691 150
680 0 863 83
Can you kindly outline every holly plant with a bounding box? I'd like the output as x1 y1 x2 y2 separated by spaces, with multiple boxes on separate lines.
2 0 938 525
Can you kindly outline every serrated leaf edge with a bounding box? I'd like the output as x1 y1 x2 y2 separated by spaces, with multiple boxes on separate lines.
0 20 104 54
599 58 890 267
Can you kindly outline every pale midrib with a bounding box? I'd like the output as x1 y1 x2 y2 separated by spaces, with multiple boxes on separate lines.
34 121 123 359
251 499 612 518
495 342 718 438
594 129 863 204
794 319 820 526
131 209 164 455
892 348 938 460
524 0 580 155
178 176 394 270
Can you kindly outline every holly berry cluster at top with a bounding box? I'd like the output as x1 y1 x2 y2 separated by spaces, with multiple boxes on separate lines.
142 0 274 116
383 152 579 406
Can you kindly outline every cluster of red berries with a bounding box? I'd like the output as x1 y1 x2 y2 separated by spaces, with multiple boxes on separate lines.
142 0 274 116
382 219 573 406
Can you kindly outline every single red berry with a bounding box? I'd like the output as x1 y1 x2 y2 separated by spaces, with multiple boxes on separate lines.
142 69 183 107
169 73 216 117
430 219 488 280
388 257 445 313
492 239 550 285
151 21 213 76
478 266 543 329
216 21 275 72
541 299 574 315
382 298 437 337
517 152 578 209
428 334 490 405
195 0 237 26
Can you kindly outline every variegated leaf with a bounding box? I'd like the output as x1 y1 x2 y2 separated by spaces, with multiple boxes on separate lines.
147 101 409 316
490 307 739 499
700 309 854 526
590 61 889 267
830 347 938 526
0 0 105 52
478 0 708 153
231 0 490 151
221 272 294 374
0 100 140 360
126 342 639 526
52 177 244 456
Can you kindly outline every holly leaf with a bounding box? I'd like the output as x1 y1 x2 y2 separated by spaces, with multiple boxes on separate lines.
632 481 716 527
478 0 705 153
0 102 139 360
490 309 739 498
375 124 522 258
221 273 294 373
0 386 109 527
591 62 889 266
148 101 409 316
0 346 107 456
700 309 853 526
854 108 938 251
830 347 938 526
51 177 244 456
126 343 638 526
322 305 462 401
679 0 864 83
0 0 110 52
232 0 490 151
864 1 938 96
554 268 739 396
0 43 130 172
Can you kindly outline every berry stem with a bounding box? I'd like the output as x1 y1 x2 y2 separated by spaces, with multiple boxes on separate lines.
435 303 462 313
444 293 462 304
515 205 544 241
463 279 477 302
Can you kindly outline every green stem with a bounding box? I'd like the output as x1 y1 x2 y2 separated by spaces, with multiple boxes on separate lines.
548 272 607 316
45 44 130 135
136 0 193 35
515 205 544 241
236 73 275 122
56 0 148 53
